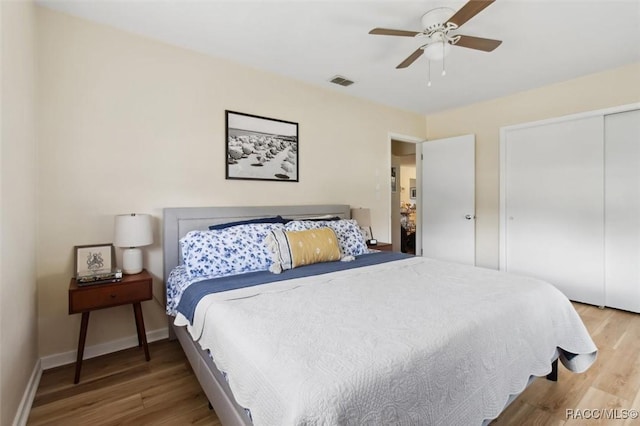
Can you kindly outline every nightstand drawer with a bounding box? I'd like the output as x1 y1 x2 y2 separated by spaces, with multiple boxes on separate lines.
69 279 151 313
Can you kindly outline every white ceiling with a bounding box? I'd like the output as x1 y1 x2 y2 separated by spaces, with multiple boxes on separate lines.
37 0 640 115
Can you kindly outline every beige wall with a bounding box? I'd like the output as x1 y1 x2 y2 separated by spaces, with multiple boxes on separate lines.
1 0 39 424
425 62 640 269
36 7 426 357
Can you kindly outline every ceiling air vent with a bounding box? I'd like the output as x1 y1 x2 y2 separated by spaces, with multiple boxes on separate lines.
329 75 354 87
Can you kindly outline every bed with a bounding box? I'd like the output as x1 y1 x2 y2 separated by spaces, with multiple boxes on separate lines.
163 204 597 426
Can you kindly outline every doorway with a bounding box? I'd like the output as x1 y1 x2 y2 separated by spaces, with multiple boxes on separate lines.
389 133 476 264
391 139 418 254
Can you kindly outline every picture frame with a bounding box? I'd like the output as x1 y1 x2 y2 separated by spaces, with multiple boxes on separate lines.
391 166 397 193
360 226 373 242
225 110 299 182
74 243 116 277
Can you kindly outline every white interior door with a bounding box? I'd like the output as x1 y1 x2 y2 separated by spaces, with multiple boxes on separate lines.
604 109 640 312
420 134 475 265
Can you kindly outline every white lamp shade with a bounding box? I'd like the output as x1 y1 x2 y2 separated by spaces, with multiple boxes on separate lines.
351 208 372 228
114 213 153 248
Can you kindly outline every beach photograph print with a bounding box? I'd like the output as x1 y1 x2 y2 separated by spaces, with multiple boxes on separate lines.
226 110 299 182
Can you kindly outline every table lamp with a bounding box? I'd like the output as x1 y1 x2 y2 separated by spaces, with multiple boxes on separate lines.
114 213 153 274
351 207 375 244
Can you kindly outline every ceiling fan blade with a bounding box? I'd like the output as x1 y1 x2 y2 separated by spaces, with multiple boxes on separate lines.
396 48 424 69
369 28 420 37
448 0 495 28
455 35 502 52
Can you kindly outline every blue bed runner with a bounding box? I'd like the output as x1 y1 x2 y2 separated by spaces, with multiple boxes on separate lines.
177 251 411 323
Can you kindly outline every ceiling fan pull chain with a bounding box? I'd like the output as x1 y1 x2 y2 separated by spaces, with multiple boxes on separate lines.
442 41 447 76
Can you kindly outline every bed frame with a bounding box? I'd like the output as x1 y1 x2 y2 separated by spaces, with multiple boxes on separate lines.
163 204 558 426
163 204 351 426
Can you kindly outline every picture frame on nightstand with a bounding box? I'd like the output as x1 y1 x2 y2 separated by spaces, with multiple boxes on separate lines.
360 226 373 242
74 243 120 284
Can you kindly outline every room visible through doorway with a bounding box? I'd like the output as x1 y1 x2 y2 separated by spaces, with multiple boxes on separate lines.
391 139 417 254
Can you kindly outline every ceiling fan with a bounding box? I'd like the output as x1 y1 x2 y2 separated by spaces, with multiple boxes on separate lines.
369 0 502 69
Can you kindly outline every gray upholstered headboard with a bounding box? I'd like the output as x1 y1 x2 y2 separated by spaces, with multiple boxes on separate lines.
162 204 351 286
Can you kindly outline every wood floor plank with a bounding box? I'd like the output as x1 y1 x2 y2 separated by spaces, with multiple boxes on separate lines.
103 385 216 426
591 308 635 350
613 311 640 353
140 373 206 408
28 303 640 425
75 394 146 425
592 349 640 402
623 386 640 426
490 399 566 426
32 364 152 408
29 393 145 426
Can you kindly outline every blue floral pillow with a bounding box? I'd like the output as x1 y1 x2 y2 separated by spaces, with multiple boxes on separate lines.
180 223 285 279
285 219 368 256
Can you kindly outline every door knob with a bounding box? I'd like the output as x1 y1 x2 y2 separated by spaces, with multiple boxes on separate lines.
465 215 474 220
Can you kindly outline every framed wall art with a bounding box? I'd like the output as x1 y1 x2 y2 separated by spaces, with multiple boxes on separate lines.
225 110 299 182
74 243 116 277
391 166 397 192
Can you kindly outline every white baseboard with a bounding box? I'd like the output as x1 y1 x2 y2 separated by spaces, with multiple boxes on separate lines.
41 327 169 370
13 359 42 426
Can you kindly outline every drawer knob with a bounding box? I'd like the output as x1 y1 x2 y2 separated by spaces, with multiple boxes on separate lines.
110 294 116 298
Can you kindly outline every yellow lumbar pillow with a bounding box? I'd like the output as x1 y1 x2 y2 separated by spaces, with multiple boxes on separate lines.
266 227 343 273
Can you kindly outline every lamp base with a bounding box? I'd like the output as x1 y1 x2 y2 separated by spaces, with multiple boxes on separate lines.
122 248 143 275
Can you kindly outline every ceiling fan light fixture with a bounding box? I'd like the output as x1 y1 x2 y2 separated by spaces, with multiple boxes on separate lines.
423 41 451 61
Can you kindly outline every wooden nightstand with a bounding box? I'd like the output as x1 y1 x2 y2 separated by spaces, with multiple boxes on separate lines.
68 269 152 383
367 241 393 252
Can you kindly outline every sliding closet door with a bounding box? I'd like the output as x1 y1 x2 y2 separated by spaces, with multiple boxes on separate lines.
504 117 605 306
605 109 640 313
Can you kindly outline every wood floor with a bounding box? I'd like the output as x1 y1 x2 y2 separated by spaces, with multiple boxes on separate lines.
28 340 220 425
28 303 640 425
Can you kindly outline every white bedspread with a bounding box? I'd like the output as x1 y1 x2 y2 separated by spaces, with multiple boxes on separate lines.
175 256 597 425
